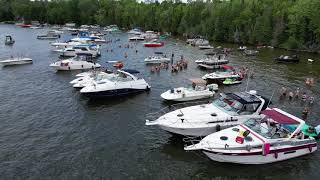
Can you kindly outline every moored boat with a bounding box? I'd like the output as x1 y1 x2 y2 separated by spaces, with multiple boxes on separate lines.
0 57 33 66
185 108 318 164
146 90 270 136
160 78 218 102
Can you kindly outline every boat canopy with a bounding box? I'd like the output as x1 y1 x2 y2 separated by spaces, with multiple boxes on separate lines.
225 92 261 104
189 78 207 85
261 109 300 124
122 69 140 74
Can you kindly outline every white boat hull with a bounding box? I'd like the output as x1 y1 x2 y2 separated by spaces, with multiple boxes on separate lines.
161 90 214 102
203 145 317 164
50 62 101 71
0 58 33 66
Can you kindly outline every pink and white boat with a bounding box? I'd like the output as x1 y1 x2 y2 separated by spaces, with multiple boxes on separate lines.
185 108 317 164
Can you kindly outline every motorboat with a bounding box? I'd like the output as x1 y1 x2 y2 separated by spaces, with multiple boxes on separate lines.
71 37 91 43
195 53 229 69
202 65 240 82
49 55 101 71
161 78 218 102
185 108 318 164
223 77 242 85
72 71 116 89
199 45 214 50
104 25 121 33
48 30 64 34
80 69 151 98
308 59 314 63
146 90 270 136
159 32 171 39
274 55 299 63
19 24 32 28
142 31 159 39
37 31 60 40
128 28 142 35
144 52 170 64
143 39 164 47
4 35 15 45
188 38 209 46
244 49 259 56
89 35 106 43
0 57 33 66
129 35 145 41
50 41 83 52
238 46 247 51
59 44 101 57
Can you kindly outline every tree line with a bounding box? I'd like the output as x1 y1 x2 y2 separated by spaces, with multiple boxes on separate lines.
1 0 320 51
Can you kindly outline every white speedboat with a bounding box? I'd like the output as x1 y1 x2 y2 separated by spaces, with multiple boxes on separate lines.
49 55 101 71
161 78 218 102
129 36 145 41
37 31 61 40
80 69 151 98
51 41 83 52
238 46 247 51
0 57 32 66
144 52 170 64
199 45 214 50
146 90 269 136
59 45 101 57
202 65 240 82
195 53 229 69
142 31 159 39
190 38 209 46
72 71 116 89
128 28 142 35
185 108 318 164
71 37 91 43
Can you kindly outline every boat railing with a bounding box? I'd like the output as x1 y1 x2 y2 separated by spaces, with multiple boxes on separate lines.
146 100 212 122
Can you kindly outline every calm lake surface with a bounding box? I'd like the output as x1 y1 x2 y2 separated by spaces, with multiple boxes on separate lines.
0 25 320 180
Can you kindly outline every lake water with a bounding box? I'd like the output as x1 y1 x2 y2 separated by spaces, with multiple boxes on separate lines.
0 25 320 180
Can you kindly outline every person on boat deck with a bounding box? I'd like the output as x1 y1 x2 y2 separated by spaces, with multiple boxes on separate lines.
306 78 311 86
192 82 196 90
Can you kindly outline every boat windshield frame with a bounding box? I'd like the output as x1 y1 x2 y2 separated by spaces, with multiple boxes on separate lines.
212 93 261 115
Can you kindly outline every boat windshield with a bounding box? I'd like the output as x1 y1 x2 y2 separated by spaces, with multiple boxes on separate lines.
213 94 259 115
244 118 292 139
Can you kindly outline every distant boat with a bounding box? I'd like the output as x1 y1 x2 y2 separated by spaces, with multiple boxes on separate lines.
143 39 164 47
243 49 259 56
199 45 214 50
308 59 314 63
4 35 15 45
274 55 299 63
0 57 32 66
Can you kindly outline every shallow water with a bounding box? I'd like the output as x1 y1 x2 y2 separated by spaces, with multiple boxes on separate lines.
0 25 319 180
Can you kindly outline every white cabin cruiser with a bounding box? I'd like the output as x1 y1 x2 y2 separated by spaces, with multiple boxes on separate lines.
129 36 145 41
199 45 214 50
144 52 170 64
72 71 116 89
161 78 218 102
50 55 101 71
128 28 142 35
51 41 83 52
80 69 151 98
202 65 240 82
0 57 32 66
195 53 229 69
59 44 101 57
185 108 317 164
37 31 60 40
146 91 269 136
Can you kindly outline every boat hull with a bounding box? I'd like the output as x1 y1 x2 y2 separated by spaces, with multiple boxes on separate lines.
81 88 149 98
203 143 317 164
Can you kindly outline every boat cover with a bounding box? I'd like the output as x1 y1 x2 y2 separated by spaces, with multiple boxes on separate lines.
261 109 299 124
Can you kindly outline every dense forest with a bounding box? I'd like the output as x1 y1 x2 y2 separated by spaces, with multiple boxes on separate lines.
1 0 320 51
